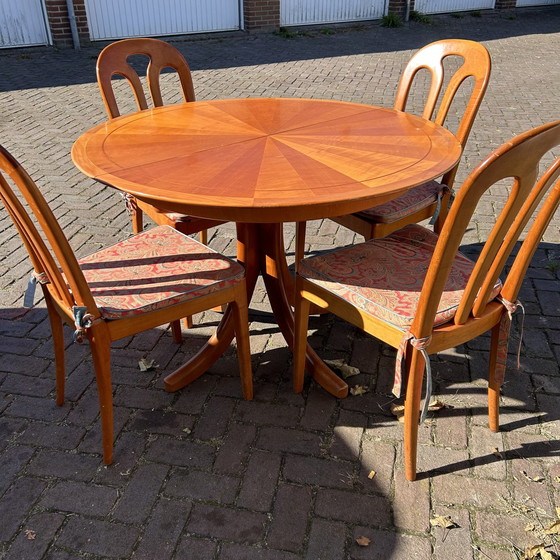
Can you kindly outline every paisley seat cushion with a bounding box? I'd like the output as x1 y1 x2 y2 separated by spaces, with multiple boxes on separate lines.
356 180 446 223
298 224 501 329
78 226 244 319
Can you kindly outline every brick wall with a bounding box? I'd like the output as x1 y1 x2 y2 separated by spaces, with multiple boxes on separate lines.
45 0 90 48
243 0 280 32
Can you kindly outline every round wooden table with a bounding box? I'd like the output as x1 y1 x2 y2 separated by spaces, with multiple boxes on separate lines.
72 97 462 397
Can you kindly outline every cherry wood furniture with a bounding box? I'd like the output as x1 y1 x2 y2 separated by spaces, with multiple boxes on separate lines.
294 120 560 480
0 145 252 465
331 39 491 239
72 97 462 398
97 38 225 244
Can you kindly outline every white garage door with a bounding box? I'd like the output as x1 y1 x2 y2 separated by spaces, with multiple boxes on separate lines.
281 0 387 26
0 0 50 48
517 0 559 7
414 0 494 13
85 0 241 41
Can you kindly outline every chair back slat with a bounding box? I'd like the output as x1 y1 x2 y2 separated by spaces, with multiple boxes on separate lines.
0 145 99 314
408 120 560 338
394 39 491 189
96 37 195 119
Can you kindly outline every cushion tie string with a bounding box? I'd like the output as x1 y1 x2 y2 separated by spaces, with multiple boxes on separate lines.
428 185 452 226
495 297 525 385
23 272 49 308
72 306 96 344
393 332 433 424
121 192 137 216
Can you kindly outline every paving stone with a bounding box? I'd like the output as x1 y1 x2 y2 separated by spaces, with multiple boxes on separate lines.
349 527 432 559
40 479 118 516
131 498 192 560
267 483 313 553
393 475 430 533
0 476 47 542
165 468 239 504
214 422 257 475
284 453 355 490
3 512 65 560
174 537 217 560
187 503 267 543
305 518 346 560
237 450 282 511
220 544 301 560
432 506 473 560
56 517 140 557
315 488 392 527
112 462 169 523
256 426 322 455
144 436 215 467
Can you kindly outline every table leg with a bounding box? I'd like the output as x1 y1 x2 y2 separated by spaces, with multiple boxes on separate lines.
163 224 260 392
164 222 348 398
258 223 348 398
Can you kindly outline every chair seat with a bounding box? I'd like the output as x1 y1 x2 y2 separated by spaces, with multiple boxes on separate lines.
355 180 446 223
78 226 244 319
299 224 501 329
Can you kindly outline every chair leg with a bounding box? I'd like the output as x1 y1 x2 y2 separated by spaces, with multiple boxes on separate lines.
293 285 311 394
182 316 194 329
231 288 253 400
88 325 114 465
171 320 183 343
43 290 65 406
132 207 143 234
488 322 502 432
199 229 208 245
403 347 426 482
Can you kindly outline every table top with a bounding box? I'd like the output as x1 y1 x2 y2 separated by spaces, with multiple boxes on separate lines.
72 97 462 223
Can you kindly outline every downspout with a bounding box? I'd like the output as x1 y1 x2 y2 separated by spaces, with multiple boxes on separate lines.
65 0 81 50
239 0 245 31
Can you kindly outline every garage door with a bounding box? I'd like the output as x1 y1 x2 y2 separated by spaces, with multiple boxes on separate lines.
0 0 50 48
85 0 240 41
414 0 494 13
281 0 387 26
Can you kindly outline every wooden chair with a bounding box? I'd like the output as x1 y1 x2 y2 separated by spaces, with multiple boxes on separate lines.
331 39 491 239
294 120 560 481
0 144 253 465
96 37 225 244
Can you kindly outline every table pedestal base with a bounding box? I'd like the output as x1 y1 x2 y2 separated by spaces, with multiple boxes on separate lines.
164 223 348 398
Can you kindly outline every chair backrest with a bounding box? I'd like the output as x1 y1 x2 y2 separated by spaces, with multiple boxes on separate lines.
0 145 99 317
96 37 196 119
411 120 560 339
394 39 491 188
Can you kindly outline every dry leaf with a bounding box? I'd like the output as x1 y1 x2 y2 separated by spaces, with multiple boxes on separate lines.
521 470 545 484
525 523 536 532
428 399 446 411
368 470 376 480
430 515 457 529
390 404 405 416
182 427 192 434
544 520 560 535
556 506 560 517
339 364 361 379
350 385 369 396
492 447 503 459
24 529 36 540
355 536 371 547
524 544 553 560
138 358 157 371
325 359 360 379
554 477 560 483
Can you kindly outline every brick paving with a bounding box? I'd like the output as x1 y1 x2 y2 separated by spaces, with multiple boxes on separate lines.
1 7 560 559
